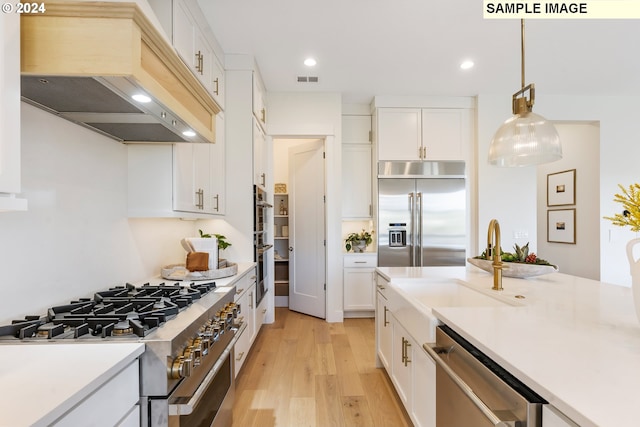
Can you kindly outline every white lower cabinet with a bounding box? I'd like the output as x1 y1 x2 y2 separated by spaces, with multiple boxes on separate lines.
412 344 436 427
391 320 413 406
344 253 376 316
543 405 579 427
376 289 392 370
53 361 140 426
233 270 257 377
376 272 436 427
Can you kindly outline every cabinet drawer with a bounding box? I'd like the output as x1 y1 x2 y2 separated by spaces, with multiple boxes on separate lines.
234 267 257 300
344 254 377 267
376 273 390 299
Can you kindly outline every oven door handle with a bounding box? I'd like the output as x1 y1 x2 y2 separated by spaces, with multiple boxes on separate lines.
423 343 519 427
169 322 247 416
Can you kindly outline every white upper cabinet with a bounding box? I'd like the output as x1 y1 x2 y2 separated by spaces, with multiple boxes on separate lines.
210 112 226 214
149 0 225 109
128 138 225 218
253 117 267 189
253 73 267 131
0 12 27 211
342 114 373 218
211 55 225 110
377 108 422 161
376 107 471 161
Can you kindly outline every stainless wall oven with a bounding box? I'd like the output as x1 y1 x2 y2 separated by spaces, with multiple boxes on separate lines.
254 185 273 306
424 325 546 427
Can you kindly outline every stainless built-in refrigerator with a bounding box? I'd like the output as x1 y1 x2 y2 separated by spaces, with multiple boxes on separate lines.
378 161 466 267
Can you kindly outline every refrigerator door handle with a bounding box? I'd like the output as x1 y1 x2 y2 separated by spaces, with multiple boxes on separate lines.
409 192 415 266
417 192 423 267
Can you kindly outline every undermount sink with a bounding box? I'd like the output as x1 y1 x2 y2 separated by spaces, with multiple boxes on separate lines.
392 279 519 309
386 278 519 345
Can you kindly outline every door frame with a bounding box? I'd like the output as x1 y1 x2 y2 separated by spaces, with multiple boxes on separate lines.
272 136 329 319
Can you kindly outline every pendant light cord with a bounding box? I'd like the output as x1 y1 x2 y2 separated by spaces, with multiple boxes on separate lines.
521 19 525 90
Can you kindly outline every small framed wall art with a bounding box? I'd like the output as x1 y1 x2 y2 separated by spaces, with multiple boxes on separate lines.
547 208 576 244
547 169 576 206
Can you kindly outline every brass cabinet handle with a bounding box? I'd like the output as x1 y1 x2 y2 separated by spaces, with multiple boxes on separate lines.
195 189 204 209
235 288 244 295
213 77 219 95
384 306 389 327
213 194 219 211
404 338 412 367
236 351 245 361
195 51 203 74
261 108 266 123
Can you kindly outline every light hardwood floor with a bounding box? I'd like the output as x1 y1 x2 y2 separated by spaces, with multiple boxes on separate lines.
232 308 412 427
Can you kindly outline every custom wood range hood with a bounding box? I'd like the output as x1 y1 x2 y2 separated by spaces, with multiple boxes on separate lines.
20 1 220 144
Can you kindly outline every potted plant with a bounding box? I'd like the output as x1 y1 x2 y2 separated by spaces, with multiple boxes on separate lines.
345 229 374 253
199 229 232 250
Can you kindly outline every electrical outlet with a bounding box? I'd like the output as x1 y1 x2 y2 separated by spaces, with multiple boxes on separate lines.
513 230 529 239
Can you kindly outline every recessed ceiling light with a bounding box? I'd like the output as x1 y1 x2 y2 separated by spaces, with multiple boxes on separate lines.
182 130 196 137
460 60 474 70
304 58 317 67
132 93 151 103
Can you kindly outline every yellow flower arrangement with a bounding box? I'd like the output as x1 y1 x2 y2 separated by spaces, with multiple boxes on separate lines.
604 183 640 232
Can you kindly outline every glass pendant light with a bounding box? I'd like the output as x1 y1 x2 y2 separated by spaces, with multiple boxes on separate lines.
489 20 562 167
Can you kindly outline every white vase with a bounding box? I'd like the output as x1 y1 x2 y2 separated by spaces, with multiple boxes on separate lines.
625 238 640 323
353 240 366 253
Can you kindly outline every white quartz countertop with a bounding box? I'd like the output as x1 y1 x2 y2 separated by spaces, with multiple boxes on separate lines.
0 262 255 427
0 343 144 427
376 266 640 427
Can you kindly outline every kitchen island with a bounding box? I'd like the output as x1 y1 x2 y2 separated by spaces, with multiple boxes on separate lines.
0 343 144 426
376 266 640 427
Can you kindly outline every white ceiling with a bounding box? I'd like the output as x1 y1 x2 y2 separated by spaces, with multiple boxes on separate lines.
198 0 640 104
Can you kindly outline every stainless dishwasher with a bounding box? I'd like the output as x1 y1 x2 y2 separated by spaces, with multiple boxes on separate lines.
424 325 546 427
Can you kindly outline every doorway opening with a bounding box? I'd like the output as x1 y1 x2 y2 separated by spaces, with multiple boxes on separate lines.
273 137 327 319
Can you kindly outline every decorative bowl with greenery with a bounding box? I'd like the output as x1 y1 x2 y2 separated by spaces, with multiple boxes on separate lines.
469 242 558 278
345 229 374 252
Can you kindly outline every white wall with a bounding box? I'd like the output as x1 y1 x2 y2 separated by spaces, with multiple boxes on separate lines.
0 104 196 323
267 92 343 322
476 95 538 255
536 122 600 280
477 93 640 286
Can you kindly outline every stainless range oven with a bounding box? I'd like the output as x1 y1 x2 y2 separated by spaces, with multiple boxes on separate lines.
254 185 273 306
0 280 245 427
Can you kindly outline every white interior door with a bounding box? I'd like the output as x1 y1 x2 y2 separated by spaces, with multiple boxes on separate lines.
288 139 326 318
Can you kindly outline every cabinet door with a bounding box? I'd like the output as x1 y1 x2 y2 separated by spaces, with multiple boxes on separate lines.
342 115 371 145
253 74 266 128
422 109 467 161
342 144 372 218
344 268 375 311
193 29 213 92
193 143 212 213
391 320 412 407
412 346 436 427
172 0 195 70
173 144 196 212
0 12 21 196
234 287 252 377
173 143 211 214
376 292 392 370
377 108 422 161
210 112 225 215
211 54 225 109
253 118 266 188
